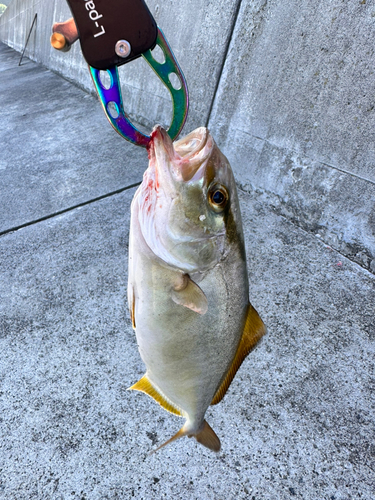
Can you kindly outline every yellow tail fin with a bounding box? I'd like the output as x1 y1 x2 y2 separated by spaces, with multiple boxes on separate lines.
150 420 221 454
149 427 186 454
195 420 221 452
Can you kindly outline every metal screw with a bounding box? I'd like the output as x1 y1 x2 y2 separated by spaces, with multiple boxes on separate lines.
115 40 131 58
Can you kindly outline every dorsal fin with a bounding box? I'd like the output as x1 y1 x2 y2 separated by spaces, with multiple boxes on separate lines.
211 303 266 406
128 374 182 416
128 284 136 330
130 289 136 330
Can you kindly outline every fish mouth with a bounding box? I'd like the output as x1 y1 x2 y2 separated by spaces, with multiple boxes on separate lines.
150 125 213 182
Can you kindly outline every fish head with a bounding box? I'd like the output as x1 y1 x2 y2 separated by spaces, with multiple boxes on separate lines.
137 125 244 273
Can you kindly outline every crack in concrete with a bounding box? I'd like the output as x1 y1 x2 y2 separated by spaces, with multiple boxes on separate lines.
0 181 141 238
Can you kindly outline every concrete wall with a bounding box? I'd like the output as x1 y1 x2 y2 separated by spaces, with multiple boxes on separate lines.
1 0 374 273
0 0 241 133
208 0 375 274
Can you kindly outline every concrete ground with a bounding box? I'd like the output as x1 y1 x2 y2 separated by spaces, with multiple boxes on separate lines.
0 43 374 500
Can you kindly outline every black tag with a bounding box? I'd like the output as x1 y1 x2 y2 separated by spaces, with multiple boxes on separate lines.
66 0 157 69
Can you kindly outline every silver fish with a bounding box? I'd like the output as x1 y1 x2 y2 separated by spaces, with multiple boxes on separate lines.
128 125 266 452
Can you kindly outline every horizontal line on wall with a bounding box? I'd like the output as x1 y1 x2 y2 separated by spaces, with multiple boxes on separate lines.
236 128 375 186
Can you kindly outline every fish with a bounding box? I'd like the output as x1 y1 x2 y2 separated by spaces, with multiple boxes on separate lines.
127 125 266 452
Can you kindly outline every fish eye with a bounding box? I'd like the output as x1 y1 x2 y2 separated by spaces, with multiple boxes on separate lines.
208 184 229 212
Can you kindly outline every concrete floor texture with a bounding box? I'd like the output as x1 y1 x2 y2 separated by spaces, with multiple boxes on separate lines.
0 43 374 500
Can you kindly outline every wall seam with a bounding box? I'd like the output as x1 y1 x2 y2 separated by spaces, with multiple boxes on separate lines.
0 182 141 238
236 128 375 186
238 183 375 276
205 0 243 128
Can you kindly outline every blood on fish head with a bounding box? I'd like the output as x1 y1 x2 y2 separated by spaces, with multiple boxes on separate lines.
137 125 244 273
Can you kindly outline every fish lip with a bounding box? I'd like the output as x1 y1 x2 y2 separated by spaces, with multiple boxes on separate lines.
150 125 176 162
174 127 209 161
150 125 212 183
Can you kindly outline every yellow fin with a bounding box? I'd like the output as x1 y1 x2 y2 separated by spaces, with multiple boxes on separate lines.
150 420 220 454
195 420 221 452
128 375 182 417
171 274 208 315
128 285 136 330
149 426 187 454
211 303 266 406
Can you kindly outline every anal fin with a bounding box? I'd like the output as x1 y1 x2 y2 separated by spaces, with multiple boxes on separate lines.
211 303 266 406
128 374 182 417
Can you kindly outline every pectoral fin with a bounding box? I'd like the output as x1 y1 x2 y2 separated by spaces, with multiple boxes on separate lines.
171 274 208 315
128 374 182 417
211 303 266 406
